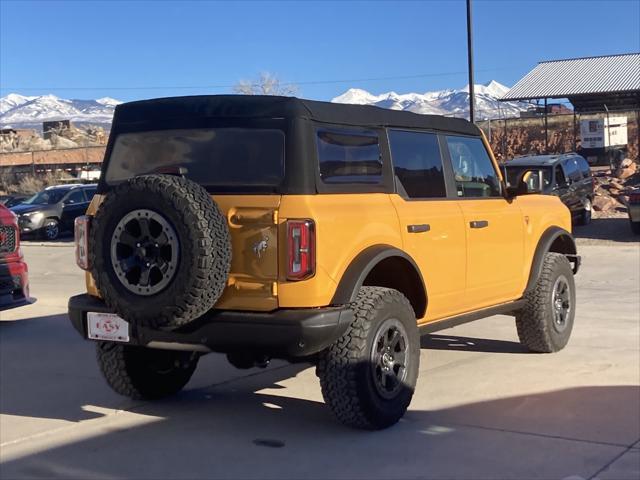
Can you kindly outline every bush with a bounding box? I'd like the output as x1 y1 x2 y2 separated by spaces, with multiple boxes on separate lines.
0 172 75 195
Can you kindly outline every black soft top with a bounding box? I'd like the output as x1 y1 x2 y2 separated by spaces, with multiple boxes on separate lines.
113 95 480 136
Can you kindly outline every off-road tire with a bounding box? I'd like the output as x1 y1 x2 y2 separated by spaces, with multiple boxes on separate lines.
630 220 640 235
317 287 420 430
90 174 231 329
578 198 592 226
516 253 575 353
96 342 198 400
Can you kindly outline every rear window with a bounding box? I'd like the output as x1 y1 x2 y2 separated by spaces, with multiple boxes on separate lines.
563 159 582 182
317 129 382 184
104 128 285 191
388 130 446 198
575 156 591 177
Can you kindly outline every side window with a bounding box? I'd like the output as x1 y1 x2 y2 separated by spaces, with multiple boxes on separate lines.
84 187 97 202
576 156 591 178
64 189 85 205
446 136 501 198
317 129 382 184
563 159 582 183
555 165 567 186
388 130 446 198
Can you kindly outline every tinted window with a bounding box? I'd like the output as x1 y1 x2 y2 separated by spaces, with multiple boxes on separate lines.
563 159 582 182
555 165 568 186
388 130 446 198
317 129 382 184
64 189 85 204
446 136 501 197
575 156 591 177
24 189 67 205
84 187 97 201
105 128 284 191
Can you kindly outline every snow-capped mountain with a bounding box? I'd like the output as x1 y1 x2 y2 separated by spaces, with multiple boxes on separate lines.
0 94 122 128
332 80 527 120
1 80 525 129
0 93 38 115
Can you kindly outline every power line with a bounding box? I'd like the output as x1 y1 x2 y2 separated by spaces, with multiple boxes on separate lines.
0 67 515 92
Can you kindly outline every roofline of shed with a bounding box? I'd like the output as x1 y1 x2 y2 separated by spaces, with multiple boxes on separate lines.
500 89 640 102
537 52 640 64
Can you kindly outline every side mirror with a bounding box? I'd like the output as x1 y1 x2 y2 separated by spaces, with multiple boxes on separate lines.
506 169 544 198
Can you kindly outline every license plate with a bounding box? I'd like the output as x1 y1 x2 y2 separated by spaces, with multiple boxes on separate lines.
87 312 130 342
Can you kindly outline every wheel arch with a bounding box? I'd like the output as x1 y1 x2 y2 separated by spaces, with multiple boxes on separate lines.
331 245 427 319
525 227 578 293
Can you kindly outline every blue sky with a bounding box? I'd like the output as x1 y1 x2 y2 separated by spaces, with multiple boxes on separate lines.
1 0 639 101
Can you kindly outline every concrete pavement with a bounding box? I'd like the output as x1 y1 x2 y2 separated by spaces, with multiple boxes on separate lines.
0 242 638 479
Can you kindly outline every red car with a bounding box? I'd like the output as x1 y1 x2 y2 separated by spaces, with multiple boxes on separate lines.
0 204 30 311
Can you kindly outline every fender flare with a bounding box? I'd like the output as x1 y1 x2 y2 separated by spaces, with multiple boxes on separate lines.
330 245 427 309
525 227 578 293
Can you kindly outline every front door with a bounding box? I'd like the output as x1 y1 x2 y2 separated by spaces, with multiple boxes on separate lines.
445 135 525 309
387 130 467 322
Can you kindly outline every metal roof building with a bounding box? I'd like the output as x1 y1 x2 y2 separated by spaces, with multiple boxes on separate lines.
501 53 640 112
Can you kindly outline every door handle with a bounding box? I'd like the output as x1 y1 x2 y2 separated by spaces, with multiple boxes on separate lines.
407 224 430 233
469 220 489 229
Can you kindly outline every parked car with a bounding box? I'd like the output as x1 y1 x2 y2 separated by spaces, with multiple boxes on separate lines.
0 204 30 311
10 184 97 240
0 193 31 208
505 153 594 225
69 95 579 430
627 189 640 234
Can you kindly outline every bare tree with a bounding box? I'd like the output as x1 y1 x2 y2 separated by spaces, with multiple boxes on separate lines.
233 72 299 96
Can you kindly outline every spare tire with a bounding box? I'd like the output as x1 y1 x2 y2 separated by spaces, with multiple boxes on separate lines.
89 174 231 329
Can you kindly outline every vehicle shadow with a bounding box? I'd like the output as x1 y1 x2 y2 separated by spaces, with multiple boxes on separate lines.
1 314 639 479
1 382 637 479
573 217 638 243
421 334 529 354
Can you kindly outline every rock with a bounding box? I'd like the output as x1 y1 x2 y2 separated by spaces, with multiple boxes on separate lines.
610 178 624 189
615 161 637 180
592 195 618 212
620 158 633 168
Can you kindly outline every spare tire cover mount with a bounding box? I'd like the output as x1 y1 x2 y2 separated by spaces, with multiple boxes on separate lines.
110 208 179 296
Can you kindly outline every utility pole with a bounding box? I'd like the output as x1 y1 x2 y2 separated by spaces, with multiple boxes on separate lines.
466 0 476 123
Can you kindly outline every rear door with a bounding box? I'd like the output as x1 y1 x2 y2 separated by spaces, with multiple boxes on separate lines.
60 189 88 229
575 155 594 201
388 130 467 322
561 158 584 212
444 135 525 309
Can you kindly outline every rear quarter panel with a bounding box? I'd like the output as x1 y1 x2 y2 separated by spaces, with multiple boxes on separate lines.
277 194 402 308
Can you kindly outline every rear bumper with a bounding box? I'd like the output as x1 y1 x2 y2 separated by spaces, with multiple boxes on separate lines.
68 294 353 358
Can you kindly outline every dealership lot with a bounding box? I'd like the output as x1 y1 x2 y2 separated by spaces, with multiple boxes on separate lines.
1 233 638 479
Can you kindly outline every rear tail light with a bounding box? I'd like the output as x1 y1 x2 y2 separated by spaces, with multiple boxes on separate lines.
287 219 315 281
630 193 640 204
75 215 91 270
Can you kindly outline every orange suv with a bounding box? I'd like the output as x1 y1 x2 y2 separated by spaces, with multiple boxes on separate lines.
69 95 580 429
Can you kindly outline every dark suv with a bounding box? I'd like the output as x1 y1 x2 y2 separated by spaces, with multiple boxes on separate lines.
505 153 594 225
11 184 97 240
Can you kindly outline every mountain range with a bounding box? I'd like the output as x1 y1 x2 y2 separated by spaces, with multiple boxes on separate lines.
0 80 527 129
0 94 121 129
331 80 528 119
